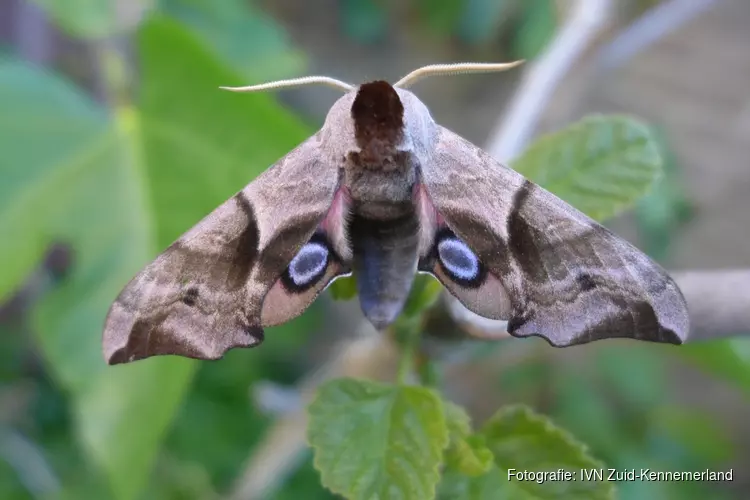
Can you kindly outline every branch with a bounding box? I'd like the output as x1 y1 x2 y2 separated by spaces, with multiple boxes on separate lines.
592 0 720 73
485 0 613 161
671 270 750 341
441 270 750 343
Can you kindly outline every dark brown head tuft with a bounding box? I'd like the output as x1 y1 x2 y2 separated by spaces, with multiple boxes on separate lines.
351 80 404 149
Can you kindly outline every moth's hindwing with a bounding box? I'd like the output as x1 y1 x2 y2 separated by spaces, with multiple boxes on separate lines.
418 125 689 346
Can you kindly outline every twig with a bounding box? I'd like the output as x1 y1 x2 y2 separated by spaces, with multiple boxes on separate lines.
671 270 750 342
485 0 613 161
592 0 720 72
0 428 60 498
445 270 750 343
12 0 54 65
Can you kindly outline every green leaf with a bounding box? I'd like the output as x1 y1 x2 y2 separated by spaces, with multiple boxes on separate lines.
159 0 306 80
0 59 109 302
513 115 663 222
31 0 151 38
481 405 615 499
438 465 509 500
308 378 449 500
443 402 493 477
0 56 192 500
137 16 310 245
2 14 312 500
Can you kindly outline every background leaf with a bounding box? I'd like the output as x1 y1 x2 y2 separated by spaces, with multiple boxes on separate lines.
158 0 306 80
513 115 663 221
30 0 151 38
438 465 509 500
1 14 314 500
443 402 493 477
0 55 188 500
137 15 311 245
481 405 614 499
308 378 448 500
0 59 111 302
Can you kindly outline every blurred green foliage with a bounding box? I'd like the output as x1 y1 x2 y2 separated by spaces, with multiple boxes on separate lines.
633 129 694 262
158 0 306 80
1 1 748 500
512 115 664 221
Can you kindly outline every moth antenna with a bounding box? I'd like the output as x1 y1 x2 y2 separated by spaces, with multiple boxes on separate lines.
220 75 354 93
393 61 525 89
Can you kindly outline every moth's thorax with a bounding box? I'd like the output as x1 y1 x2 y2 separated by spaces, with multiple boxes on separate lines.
344 150 418 217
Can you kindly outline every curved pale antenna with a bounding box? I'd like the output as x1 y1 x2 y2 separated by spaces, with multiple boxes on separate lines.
220 75 354 93
394 61 525 89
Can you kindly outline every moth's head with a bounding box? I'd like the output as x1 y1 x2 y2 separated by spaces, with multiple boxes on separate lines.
219 61 524 160
317 80 435 157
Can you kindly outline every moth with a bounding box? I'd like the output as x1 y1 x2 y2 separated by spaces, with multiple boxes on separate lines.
102 62 689 365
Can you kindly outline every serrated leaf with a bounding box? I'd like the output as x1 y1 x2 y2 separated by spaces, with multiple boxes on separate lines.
482 405 615 499
443 402 493 476
513 115 663 222
438 466 509 500
308 378 448 500
444 400 472 436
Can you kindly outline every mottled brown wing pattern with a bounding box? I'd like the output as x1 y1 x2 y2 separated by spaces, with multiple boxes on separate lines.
419 126 689 346
102 135 343 364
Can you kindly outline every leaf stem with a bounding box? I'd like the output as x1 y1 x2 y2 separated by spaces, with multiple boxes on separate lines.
395 320 421 385
417 356 441 388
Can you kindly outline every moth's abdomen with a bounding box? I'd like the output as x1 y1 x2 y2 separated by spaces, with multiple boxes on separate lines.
349 210 419 330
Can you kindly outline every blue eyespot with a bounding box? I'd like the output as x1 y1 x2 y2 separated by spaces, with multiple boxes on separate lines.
437 237 479 281
288 242 329 287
